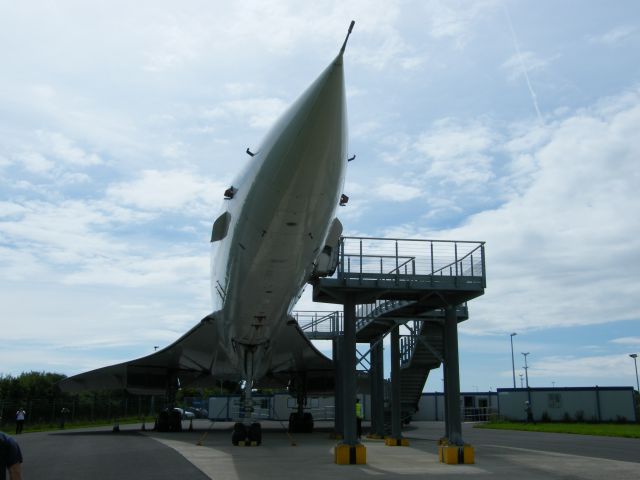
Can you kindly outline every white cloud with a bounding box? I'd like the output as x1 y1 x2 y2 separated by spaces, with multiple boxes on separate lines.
141 16 204 72
42 131 102 166
438 88 640 334
200 97 290 130
64 253 209 288
106 169 225 213
224 82 261 97
352 120 381 139
502 51 557 82
161 142 187 159
610 337 640 347
353 31 409 70
0 202 27 217
399 56 427 70
414 119 496 185
223 98 289 129
375 183 423 202
18 152 54 173
416 119 494 160
0 200 143 265
588 25 637 45
59 172 91 184
530 354 634 381
379 132 413 165
421 0 499 48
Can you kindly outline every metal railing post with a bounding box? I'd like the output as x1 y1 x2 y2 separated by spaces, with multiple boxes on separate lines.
454 242 458 276
340 237 345 277
395 240 399 285
359 239 363 283
481 244 486 288
430 242 434 275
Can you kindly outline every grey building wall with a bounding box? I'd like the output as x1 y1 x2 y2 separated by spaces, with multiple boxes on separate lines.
497 387 637 422
414 392 499 421
208 393 370 421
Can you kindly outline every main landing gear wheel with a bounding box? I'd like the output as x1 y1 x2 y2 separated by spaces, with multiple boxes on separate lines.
288 412 314 433
249 422 262 445
231 422 246 445
231 422 262 445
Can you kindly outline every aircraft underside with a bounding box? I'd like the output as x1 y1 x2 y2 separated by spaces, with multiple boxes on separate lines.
59 22 355 445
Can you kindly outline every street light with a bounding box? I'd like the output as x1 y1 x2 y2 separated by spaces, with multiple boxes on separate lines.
510 333 517 388
630 354 639 392
522 352 530 388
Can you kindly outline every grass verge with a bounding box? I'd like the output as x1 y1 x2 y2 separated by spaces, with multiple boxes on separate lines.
475 422 640 438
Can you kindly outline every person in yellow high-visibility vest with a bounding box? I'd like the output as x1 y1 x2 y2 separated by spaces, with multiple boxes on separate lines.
355 399 363 438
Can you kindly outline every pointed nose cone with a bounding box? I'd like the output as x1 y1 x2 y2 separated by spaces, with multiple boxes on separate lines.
258 54 347 185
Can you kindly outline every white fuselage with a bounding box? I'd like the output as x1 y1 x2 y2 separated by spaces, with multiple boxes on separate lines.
209 55 347 381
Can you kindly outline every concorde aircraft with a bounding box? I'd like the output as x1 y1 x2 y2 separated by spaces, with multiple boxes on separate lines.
60 22 355 444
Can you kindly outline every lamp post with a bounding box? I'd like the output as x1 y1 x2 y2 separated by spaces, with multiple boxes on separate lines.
522 352 530 388
630 354 639 392
510 333 517 388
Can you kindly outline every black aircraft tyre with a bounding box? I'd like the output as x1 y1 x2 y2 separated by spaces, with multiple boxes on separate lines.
288 412 298 433
249 422 262 445
288 412 314 433
232 422 247 445
156 410 170 432
302 412 314 433
169 409 182 432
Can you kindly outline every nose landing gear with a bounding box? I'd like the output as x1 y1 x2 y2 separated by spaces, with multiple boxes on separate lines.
232 421 262 446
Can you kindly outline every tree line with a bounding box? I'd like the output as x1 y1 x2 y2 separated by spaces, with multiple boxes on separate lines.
0 371 240 430
1 371 164 428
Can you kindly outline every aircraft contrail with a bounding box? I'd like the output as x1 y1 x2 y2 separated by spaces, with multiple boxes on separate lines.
503 4 544 125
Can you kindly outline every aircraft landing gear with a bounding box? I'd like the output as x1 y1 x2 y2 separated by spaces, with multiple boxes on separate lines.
231 371 262 446
288 412 313 433
288 388 313 433
231 422 262 446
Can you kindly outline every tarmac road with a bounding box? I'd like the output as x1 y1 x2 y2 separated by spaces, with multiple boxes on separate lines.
15 427 209 480
11 420 640 479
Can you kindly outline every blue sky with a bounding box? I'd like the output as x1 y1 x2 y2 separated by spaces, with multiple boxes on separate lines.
1 0 639 392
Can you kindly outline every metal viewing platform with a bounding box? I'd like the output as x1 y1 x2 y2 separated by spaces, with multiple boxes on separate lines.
304 235 486 451
312 236 485 306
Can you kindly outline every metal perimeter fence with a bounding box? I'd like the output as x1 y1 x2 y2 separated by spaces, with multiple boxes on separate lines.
0 394 171 430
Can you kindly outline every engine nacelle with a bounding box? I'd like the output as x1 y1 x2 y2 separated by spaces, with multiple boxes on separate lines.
312 218 342 277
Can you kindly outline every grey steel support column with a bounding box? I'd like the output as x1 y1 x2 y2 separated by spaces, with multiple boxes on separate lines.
333 337 343 435
342 294 358 445
370 337 385 437
443 305 463 445
443 369 449 437
390 324 402 439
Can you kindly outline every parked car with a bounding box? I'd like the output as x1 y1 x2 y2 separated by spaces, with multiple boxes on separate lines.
186 407 208 419
173 407 195 420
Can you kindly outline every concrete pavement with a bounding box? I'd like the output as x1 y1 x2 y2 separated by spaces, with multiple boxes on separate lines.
14 420 640 479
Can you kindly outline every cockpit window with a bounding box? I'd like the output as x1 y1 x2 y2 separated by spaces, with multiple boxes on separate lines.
211 212 231 242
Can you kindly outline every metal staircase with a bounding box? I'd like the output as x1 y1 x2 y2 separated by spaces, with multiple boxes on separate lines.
296 302 468 421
